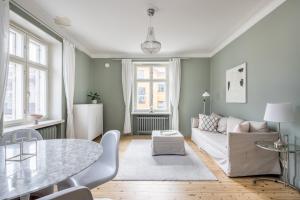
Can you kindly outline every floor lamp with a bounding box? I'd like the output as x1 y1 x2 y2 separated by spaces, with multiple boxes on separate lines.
202 91 210 114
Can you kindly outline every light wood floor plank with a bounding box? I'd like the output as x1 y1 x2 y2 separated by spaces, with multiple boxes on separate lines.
92 135 300 200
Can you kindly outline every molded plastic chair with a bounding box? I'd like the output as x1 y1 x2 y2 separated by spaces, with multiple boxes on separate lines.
58 130 120 190
37 186 93 200
0 129 54 198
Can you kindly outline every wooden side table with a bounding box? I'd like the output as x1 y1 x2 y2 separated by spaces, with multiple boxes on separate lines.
253 140 300 191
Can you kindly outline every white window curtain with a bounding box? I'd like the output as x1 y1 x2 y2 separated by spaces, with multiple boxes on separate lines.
0 0 9 136
121 59 134 134
63 39 76 138
169 58 181 130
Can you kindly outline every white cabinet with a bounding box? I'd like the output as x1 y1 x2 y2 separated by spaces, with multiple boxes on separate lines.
73 104 103 140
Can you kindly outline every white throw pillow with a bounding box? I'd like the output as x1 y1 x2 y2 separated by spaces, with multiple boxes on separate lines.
248 121 269 132
198 114 220 132
217 117 228 134
233 122 250 133
227 116 244 134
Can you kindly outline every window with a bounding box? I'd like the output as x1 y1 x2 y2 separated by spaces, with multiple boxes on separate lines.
4 26 48 125
133 62 169 113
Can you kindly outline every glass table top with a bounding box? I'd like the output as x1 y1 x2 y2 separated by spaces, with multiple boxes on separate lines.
255 141 300 153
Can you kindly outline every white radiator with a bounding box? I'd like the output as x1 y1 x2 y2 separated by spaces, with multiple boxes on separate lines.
38 126 57 139
136 115 169 134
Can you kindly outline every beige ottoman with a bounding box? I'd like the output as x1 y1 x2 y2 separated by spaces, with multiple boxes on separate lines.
151 130 185 156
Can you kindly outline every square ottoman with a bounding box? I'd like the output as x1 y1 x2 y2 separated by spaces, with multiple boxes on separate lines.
152 130 185 156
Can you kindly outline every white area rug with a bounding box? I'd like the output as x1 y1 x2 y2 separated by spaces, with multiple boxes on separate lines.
114 140 217 181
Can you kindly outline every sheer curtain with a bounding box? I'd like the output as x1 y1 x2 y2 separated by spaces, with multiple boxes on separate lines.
0 0 9 136
169 58 181 130
121 59 134 134
63 39 76 138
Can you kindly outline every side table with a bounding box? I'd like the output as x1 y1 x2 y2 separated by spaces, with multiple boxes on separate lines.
253 140 300 191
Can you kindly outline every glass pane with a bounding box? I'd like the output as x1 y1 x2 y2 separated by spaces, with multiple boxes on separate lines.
9 29 24 57
29 39 47 65
136 82 150 110
4 62 24 121
153 82 167 111
28 67 47 116
153 66 167 79
136 66 150 80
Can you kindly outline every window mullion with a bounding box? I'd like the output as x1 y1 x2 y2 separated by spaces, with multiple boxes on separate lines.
24 33 29 116
150 66 153 112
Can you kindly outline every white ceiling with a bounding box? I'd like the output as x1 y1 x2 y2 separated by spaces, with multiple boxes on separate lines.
14 0 285 58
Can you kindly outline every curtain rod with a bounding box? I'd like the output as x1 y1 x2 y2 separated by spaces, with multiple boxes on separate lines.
10 0 63 42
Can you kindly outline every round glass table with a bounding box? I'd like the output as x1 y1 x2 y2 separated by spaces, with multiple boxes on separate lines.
0 139 103 200
254 141 300 190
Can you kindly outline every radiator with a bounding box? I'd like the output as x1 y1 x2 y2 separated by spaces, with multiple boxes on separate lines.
136 115 169 134
37 126 57 139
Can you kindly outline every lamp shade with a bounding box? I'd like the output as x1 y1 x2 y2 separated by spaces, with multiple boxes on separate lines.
202 91 210 97
264 103 294 123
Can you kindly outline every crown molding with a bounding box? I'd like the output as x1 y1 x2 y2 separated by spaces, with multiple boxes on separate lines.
209 0 286 57
10 0 93 57
90 52 211 59
14 0 286 59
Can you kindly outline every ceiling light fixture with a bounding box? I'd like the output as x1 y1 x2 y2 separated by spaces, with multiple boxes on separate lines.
54 16 72 27
141 8 161 54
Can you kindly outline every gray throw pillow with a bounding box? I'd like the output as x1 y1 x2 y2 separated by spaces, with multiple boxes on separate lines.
198 114 220 132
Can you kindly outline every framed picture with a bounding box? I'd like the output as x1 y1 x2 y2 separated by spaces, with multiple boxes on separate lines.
226 62 247 103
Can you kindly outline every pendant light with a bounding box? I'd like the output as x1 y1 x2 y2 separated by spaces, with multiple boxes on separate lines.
141 8 161 54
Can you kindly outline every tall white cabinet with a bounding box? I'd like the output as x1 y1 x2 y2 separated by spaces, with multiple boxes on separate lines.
73 104 103 140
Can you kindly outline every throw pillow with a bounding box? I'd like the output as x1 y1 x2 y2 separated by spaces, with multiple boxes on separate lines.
211 112 222 118
248 121 269 132
198 114 220 132
211 113 227 134
217 117 228 134
227 116 244 134
232 122 250 133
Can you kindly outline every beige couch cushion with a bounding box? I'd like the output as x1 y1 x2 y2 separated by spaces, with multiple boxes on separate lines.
227 117 244 134
233 121 250 132
248 121 269 132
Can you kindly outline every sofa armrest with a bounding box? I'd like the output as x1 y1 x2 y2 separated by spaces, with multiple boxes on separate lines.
191 117 199 128
227 132 281 177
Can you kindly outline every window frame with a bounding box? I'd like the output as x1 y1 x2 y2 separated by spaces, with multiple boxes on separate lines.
132 62 170 114
4 24 49 127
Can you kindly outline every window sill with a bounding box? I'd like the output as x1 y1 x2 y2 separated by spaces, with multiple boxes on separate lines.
131 112 171 115
3 119 65 134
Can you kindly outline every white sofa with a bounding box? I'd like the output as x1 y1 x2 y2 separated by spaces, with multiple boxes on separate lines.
191 117 281 177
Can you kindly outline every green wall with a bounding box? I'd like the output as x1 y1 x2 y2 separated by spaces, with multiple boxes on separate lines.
210 0 300 187
83 58 210 135
180 58 210 135
91 59 125 132
74 49 93 104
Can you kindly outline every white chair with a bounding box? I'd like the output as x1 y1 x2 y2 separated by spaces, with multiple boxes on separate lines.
0 129 54 198
58 130 120 190
37 186 93 200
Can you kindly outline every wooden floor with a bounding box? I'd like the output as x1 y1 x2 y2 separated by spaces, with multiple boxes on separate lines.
92 135 300 200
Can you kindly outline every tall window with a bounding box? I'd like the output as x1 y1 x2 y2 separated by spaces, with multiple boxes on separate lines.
4 26 48 125
133 62 169 113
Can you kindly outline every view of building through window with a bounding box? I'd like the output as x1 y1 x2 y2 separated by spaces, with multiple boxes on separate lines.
134 63 169 113
4 26 48 124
